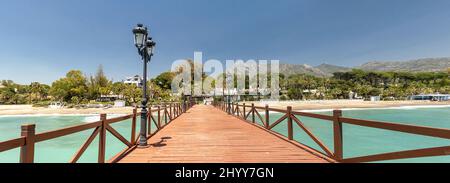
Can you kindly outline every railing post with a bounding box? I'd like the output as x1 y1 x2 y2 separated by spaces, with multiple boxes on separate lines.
333 110 343 161
158 106 161 128
164 104 168 124
20 124 36 163
243 103 246 119
98 113 107 163
131 108 137 145
265 104 270 129
227 98 231 115
232 102 235 115
252 103 255 123
169 103 173 120
287 106 293 140
147 109 151 136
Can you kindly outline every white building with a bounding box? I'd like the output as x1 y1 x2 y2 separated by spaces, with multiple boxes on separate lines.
123 75 142 87
114 100 126 107
370 96 381 101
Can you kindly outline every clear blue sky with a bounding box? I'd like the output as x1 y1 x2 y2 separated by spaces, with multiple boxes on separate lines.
1 0 450 84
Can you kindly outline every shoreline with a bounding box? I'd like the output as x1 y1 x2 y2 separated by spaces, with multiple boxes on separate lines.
0 105 137 116
0 113 130 118
298 104 450 112
243 100 450 111
0 100 449 116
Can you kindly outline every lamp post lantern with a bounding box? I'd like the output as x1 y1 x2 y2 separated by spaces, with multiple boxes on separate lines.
133 24 156 148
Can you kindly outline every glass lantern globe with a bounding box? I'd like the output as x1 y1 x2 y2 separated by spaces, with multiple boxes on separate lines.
132 24 148 48
146 39 156 55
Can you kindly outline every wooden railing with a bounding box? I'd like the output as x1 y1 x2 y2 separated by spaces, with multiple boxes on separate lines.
0 102 192 163
214 101 450 163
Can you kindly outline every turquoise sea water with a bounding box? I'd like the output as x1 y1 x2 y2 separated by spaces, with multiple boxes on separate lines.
258 106 450 163
0 107 449 163
0 114 161 163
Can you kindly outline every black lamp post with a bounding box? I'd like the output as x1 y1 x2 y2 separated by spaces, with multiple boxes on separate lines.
133 24 156 148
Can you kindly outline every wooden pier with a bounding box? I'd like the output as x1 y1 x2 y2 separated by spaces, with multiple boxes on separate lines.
1 101 449 163
118 105 331 163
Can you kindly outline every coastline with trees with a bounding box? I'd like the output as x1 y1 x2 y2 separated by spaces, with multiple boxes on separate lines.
0 65 176 108
0 64 448 115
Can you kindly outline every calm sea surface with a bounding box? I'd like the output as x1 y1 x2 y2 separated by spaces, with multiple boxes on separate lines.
0 106 449 163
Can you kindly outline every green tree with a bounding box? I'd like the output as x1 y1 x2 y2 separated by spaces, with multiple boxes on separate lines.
111 82 127 95
87 65 112 100
29 82 50 103
153 72 175 90
123 84 142 105
50 70 88 102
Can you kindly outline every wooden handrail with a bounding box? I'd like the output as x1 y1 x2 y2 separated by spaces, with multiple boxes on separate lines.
149 112 159 130
339 117 450 139
268 114 288 130
0 137 25 152
254 110 265 127
342 145 450 163
35 121 102 143
254 106 266 110
0 102 189 163
267 107 287 113
291 115 334 157
70 127 100 163
105 124 132 147
292 111 334 121
215 101 450 163
107 114 134 124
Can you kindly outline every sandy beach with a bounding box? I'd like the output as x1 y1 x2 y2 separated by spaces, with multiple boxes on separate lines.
0 105 137 116
0 100 449 115
241 100 450 111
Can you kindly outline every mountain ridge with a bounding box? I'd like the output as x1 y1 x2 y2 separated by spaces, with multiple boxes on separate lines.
280 57 450 77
